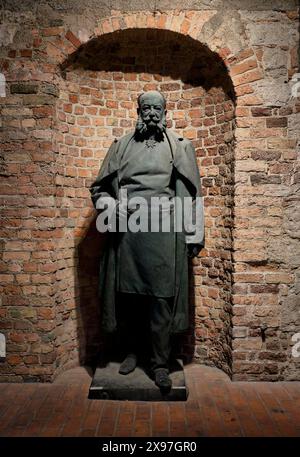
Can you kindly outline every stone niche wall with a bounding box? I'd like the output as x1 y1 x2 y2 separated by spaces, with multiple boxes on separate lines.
55 29 236 377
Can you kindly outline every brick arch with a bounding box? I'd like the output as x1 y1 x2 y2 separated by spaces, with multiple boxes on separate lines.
95 10 217 40
50 20 241 375
107 12 258 83
49 10 262 98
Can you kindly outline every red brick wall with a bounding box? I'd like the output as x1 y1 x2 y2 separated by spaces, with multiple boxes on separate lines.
0 7 299 381
0 81 59 381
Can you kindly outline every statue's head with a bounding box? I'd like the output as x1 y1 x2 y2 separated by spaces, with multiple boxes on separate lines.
135 90 167 140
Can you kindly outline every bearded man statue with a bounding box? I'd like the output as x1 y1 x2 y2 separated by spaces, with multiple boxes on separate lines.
90 91 205 392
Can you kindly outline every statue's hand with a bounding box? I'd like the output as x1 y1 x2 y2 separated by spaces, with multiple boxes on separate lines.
187 243 202 258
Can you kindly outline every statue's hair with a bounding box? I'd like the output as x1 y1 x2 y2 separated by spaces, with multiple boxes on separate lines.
137 90 166 109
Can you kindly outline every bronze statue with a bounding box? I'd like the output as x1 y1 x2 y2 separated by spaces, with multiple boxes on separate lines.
90 91 205 391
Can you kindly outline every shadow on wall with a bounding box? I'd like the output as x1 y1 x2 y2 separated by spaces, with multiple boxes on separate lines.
60 28 236 102
75 218 106 366
59 28 236 373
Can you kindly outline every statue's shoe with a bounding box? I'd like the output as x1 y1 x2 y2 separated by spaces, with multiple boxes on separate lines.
119 353 137 375
154 368 172 391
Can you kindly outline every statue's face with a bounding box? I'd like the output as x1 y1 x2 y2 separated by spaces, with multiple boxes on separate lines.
138 94 166 128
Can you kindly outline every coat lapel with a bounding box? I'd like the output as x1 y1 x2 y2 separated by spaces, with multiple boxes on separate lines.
165 128 177 161
97 132 135 182
165 129 200 196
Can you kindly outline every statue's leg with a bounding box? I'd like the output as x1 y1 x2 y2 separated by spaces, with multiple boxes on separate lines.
116 293 138 374
149 296 173 390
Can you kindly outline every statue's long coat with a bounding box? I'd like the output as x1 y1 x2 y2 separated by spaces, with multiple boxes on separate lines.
90 129 205 334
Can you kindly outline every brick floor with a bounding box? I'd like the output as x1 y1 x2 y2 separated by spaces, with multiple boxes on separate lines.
0 364 300 437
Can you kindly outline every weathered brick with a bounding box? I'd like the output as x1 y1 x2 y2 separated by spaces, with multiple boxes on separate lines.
251 150 281 161
20 49 32 58
10 83 38 94
266 117 288 128
0 274 14 284
250 285 279 294
23 95 55 106
230 59 258 76
251 107 272 117
233 69 263 86
65 30 81 48
7 355 22 365
42 27 64 36
250 174 282 185
233 327 248 338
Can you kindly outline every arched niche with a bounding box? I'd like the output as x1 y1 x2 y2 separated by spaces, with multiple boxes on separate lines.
54 28 236 377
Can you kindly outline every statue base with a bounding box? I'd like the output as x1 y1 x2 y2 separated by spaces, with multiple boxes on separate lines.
88 358 188 401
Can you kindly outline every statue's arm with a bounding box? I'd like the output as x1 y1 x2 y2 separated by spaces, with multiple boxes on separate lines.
184 141 205 257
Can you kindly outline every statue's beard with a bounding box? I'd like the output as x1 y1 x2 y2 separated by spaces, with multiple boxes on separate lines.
134 113 167 141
